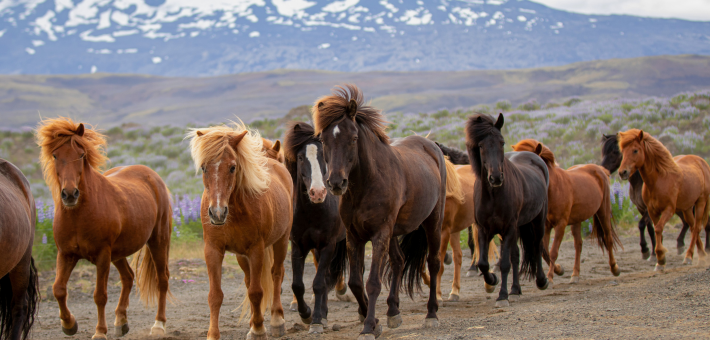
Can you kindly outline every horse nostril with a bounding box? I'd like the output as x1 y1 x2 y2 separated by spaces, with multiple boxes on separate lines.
342 179 348 188
222 207 228 217
61 189 68 200
309 188 315 196
72 189 80 199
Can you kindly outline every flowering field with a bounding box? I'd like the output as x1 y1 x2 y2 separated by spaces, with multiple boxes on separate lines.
4 89 709 268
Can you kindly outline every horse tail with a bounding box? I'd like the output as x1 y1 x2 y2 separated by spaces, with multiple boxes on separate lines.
444 159 465 204
519 216 548 280
132 244 173 308
0 257 40 340
327 238 349 291
591 169 622 253
239 245 275 322
400 225 429 299
467 226 475 257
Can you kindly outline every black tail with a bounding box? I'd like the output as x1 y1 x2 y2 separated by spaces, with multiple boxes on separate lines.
518 224 549 280
0 258 40 340
326 238 349 291
400 225 429 299
467 226 475 257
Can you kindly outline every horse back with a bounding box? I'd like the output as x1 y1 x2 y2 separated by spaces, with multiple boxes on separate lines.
0 159 35 276
507 151 549 225
103 164 171 216
674 155 710 209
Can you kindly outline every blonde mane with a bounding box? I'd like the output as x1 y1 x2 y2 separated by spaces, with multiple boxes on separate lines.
444 158 465 204
187 122 271 197
618 129 681 177
35 117 108 202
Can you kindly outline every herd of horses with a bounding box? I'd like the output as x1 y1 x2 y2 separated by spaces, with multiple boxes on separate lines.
1 84 709 340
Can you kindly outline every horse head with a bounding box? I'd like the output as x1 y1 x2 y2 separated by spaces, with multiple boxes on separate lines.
466 113 506 187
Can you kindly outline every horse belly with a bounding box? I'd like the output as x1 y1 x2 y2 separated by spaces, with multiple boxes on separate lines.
568 174 603 224
0 198 32 276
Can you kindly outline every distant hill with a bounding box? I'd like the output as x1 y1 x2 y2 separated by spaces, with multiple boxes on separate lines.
1 54 709 128
0 0 709 76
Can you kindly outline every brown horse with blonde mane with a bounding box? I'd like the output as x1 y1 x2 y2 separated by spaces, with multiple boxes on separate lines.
36 118 172 339
314 84 446 339
187 123 292 340
512 139 621 283
618 129 710 270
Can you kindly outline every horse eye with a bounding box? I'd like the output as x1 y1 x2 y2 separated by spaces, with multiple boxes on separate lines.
202 166 207 173
81 153 85 158
633 150 638 154
230 166 236 173
53 154 57 159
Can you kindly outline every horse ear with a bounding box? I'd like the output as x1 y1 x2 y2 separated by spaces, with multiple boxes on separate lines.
293 123 301 132
230 130 249 149
196 131 204 137
494 113 504 130
76 123 85 137
535 143 543 155
637 130 644 142
347 99 358 120
272 140 281 152
602 134 610 140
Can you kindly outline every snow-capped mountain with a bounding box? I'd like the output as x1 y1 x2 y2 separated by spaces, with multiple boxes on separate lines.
1 0 709 76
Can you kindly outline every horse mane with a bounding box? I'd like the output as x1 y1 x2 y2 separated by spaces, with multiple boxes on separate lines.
435 142 469 165
618 129 681 177
444 158 465 204
187 122 271 197
283 121 319 164
36 117 108 202
512 139 556 168
312 84 389 144
465 114 504 148
601 134 620 158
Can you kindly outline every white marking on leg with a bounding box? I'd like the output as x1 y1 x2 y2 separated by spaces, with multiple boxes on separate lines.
333 125 340 138
150 321 166 335
306 144 325 192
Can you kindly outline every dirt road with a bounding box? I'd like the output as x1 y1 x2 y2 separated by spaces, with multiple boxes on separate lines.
32 228 710 339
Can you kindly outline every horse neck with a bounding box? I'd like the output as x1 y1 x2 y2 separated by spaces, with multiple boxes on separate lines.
636 164 662 191
350 131 397 192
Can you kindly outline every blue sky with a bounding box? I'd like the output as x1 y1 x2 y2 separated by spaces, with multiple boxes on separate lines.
533 0 710 21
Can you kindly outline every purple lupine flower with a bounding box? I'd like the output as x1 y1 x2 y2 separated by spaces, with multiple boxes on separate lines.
42 233 47 244
173 225 180 238
36 199 45 223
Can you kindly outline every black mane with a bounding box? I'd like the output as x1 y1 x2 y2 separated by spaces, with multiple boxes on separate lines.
283 121 320 181
435 142 469 165
600 134 621 174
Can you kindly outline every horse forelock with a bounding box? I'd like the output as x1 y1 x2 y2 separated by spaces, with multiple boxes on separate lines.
312 84 389 144
283 121 319 164
465 114 503 149
601 134 620 157
187 123 271 197
618 129 680 177
36 117 108 202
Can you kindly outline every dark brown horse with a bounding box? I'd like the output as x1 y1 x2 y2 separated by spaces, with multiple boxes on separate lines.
314 84 445 339
601 134 710 259
188 123 292 340
512 139 621 284
466 113 550 307
0 159 40 340
618 129 710 270
37 118 173 339
283 122 349 334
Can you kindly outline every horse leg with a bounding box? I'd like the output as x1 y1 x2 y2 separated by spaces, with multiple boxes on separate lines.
290 244 311 324
509 241 522 301
309 249 318 304
309 241 334 333
422 212 442 328
386 236 404 329
205 244 225 340
147 235 171 335
448 231 463 302
705 220 710 253
91 249 112 339
270 234 288 338
246 246 267 340
466 226 477 276
677 213 690 255
476 228 497 294
111 258 133 337
495 231 513 307
346 238 368 324
638 214 651 260
360 233 388 338
651 209 673 271
7 246 34 340
681 209 697 265
645 214 657 261
54 252 79 336
435 227 451 306
547 221 566 284
568 223 583 284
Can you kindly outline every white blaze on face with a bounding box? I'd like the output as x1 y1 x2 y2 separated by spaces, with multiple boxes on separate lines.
213 160 221 207
333 125 340 138
306 144 325 191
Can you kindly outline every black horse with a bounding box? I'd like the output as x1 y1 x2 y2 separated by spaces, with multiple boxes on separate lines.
283 122 349 334
465 113 550 307
601 134 710 259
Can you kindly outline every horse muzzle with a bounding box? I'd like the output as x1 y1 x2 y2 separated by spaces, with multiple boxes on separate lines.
619 169 631 180
309 186 328 203
208 206 229 225
326 178 348 196
488 174 504 188
61 188 80 207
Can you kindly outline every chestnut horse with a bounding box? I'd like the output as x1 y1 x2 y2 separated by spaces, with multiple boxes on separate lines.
0 159 40 340
601 134 710 259
512 139 621 284
466 114 550 307
283 122 349 334
618 129 710 271
188 123 292 340
36 118 172 339
314 84 445 339
262 138 284 163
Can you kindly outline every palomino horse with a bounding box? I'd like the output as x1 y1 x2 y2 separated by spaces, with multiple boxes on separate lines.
618 129 710 270
512 139 621 284
465 113 550 307
36 118 172 339
601 134 710 259
0 159 40 340
188 123 292 340
314 84 445 339
283 122 349 334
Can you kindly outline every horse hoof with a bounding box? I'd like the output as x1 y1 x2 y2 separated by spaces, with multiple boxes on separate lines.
611 264 621 277
308 324 324 334
465 270 477 278
444 252 453 265
336 292 351 302
642 250 651 260
387 314 402 329
114 323 130 337
508 294 520 302
62 316 78 336
272 323 286 337
537 279 549 291
359 314 366 323
495 299 509 307
484 282 496 294
555 265 564 276
448 293 460 302
655 264 665 272
358 325 382 340
289 301 298 312
424 318 439 328
246 330 268 340
150 321 166 336
92 333 107 339
677 246 686 255
337 286 348 296
357 335 376 340
301 315 313 325
683 257 693 265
